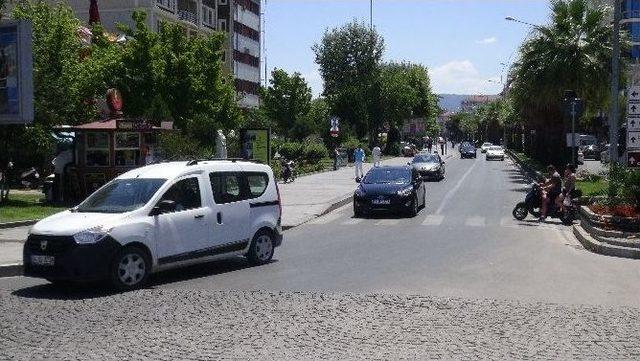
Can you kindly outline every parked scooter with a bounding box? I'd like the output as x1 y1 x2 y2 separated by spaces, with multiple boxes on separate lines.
512 183 581 225
281 159 296 183
17 167 41 189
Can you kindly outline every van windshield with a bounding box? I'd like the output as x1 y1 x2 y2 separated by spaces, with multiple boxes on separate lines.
76 178 167 213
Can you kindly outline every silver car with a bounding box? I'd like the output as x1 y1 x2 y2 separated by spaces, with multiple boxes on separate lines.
411 153 445 181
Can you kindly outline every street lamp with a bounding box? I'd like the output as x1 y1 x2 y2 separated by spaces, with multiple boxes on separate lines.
505 16 542 29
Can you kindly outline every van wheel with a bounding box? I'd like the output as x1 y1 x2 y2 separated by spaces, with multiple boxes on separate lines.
109 246 150 291
247 230 274 266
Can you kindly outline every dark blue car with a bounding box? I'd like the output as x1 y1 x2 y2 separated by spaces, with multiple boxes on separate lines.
353 166 426 218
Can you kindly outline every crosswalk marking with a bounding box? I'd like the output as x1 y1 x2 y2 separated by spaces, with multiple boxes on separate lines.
465 216 486 227
341 218 364 225
375 219 401 226
422 215 444 226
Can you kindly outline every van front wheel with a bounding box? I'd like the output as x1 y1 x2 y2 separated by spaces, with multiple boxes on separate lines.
109 246 150 291
247 230 275 266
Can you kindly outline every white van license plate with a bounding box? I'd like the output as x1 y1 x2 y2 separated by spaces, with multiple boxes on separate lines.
31 255 54 266
372 199 391 205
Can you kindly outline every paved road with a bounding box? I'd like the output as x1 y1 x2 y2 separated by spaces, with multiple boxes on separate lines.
2 153 640 359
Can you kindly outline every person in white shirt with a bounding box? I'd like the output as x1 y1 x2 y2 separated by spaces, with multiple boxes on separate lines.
372 146 382 167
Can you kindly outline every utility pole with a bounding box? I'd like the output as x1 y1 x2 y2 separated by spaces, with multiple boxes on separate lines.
610 0 622 163
370 0 373 29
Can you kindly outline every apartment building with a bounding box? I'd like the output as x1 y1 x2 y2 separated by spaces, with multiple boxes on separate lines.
54 0 261 108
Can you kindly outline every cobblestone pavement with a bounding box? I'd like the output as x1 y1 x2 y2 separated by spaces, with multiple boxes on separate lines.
1 288 640 360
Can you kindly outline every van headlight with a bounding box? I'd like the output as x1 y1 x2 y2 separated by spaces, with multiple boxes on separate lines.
73 227 109 244
397 186 413 197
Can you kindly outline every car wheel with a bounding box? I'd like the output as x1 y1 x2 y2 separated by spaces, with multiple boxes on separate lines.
109 246 150 291
408 195 418 218
247 229 275 266
512 203 528 221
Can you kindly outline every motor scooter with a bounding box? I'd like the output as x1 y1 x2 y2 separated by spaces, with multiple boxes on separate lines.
512 183 581 225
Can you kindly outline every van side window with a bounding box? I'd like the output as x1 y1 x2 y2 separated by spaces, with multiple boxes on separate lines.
244 172 269 198
159 177 202 212
209 173 243 204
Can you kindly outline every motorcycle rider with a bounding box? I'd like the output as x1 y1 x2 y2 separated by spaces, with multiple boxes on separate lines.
539 165 562 222
559 163 577 212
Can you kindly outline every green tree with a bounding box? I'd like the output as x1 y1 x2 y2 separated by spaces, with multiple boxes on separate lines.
261 68 312 140
510 0 613 165
313 21 384 141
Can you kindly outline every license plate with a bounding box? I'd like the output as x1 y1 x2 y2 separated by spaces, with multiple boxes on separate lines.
31 255 55 266
372 199 391 205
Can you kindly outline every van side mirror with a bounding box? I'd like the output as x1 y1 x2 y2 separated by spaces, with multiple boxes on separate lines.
151 200 176 216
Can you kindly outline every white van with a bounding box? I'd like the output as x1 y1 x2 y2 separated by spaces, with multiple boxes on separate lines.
24 160 283 290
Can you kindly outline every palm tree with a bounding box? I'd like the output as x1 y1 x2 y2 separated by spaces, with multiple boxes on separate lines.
509 0 614 165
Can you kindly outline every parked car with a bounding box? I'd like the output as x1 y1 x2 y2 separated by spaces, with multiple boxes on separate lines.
23 160 283 290
582 143 605 160
411 153 445 181
485 146 505 161
480 142 493 153
353 166 426 218
459 142 477 159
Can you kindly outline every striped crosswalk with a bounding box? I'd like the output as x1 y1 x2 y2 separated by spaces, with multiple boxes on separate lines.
306 211 566 231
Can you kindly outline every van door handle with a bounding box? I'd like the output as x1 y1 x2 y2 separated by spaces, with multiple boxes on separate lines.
194 214 204 219
216 212 222 224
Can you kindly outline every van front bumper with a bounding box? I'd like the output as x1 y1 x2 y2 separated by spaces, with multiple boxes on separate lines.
23 234 121 282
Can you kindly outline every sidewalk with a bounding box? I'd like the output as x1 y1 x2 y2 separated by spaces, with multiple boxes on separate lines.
0 155 444 275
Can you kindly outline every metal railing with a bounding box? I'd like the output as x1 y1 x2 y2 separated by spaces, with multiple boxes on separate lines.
178 10 198 25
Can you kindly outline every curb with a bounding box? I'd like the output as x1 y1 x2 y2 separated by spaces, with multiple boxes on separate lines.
0 263 23 278
0 220 38 229
282 194 353 231
573 223 640 259
505 149 543 182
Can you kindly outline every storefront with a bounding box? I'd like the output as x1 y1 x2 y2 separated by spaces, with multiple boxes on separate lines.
55 118 174 199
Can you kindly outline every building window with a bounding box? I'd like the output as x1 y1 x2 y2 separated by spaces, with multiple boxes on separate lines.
85 132 110 167
219 19 227 32
114 132 141 166
202 5 215 28
156 0 176 12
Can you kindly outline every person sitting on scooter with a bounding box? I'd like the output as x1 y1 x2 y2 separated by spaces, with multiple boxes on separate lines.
559 163 577 211
539 165 562 222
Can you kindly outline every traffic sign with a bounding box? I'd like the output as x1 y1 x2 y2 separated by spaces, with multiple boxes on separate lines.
630 86 640 102
629 117 640 131
628 103 640 116
629 131 640 149
629 152 640 167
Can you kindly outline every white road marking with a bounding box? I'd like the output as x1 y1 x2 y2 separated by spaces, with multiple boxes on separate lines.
465 216 486 227
375 219 401 226
436 157 479 215
341 218 364 225
422 215 445 226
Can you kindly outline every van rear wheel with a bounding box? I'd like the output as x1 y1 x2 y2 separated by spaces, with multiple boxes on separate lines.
109 246 150 291
247 230 274 266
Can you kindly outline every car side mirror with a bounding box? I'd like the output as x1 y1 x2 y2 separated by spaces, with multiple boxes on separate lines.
151 200 176 216
355 177 361 183
442 161 446 165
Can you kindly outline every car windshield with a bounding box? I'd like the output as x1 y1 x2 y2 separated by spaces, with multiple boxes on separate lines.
363 168 411 184
483 143 493 146
76 178 167 213
413 155 439 163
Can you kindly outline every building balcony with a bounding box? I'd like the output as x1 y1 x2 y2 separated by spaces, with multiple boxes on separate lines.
156 0 177 13
178 10 198 25
622 10 640 23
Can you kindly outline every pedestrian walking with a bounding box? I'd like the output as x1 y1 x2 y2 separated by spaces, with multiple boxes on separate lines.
426 137 433 153
372 145 382 167
438 136 445 155
354 146 365 180
333 147 341 171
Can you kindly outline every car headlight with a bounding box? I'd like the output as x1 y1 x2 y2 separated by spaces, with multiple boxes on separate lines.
355 186 366 197
73 227 109 245
397 186 413 197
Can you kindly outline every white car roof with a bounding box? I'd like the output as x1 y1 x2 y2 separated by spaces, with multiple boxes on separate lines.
116 161 271 180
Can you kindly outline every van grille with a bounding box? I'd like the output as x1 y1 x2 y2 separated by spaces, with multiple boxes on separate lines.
25 235 75 254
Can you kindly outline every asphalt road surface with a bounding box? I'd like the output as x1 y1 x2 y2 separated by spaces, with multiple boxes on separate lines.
2 153 640 360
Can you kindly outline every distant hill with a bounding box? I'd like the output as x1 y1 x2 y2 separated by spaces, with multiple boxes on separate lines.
437 94 469 112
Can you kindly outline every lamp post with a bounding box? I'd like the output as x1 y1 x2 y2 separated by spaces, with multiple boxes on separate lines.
505 16 542 29
610 0 622 164
370 0 373 29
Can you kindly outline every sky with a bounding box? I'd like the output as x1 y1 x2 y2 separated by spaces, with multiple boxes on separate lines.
264 0 552 96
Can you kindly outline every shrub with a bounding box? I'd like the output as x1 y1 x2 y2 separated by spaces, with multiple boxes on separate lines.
303 143 328 164
278 142 303 160
622 169 640 210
